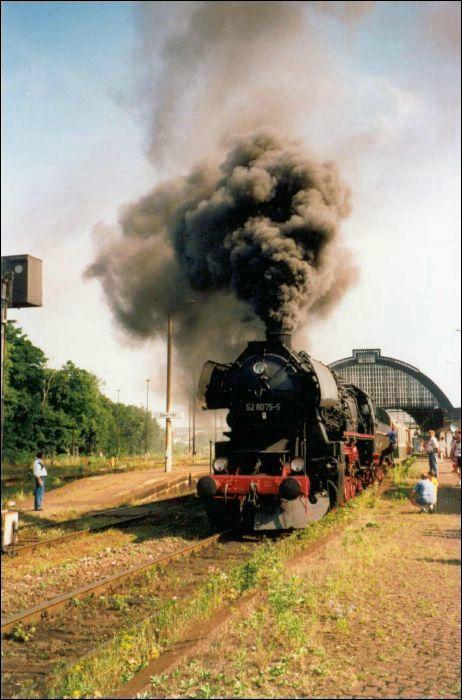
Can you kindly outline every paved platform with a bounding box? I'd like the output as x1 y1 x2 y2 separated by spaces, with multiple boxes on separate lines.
16 463 209 521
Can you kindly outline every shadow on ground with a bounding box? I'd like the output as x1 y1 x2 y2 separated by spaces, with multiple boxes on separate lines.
6 493 202 539
384 484 461 516
434 486 461 515
418 557 461 566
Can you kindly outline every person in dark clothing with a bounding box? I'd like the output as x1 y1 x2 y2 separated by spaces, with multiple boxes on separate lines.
377 423 398 466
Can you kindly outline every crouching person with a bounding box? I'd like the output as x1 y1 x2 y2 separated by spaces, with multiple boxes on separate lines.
410 473 436 514
428 471 438 512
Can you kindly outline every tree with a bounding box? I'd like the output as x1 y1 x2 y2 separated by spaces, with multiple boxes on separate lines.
3 325 48 460
3 325 164 461
114 403 163 456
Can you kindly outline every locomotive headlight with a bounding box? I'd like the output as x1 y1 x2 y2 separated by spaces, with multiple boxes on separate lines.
253 362 267 375
290 458 305 472
213 457 228 473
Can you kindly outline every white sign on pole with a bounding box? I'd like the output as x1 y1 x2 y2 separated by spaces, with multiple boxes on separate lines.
154 411 181 419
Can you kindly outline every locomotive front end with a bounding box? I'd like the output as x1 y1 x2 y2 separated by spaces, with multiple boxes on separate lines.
196 331 331 530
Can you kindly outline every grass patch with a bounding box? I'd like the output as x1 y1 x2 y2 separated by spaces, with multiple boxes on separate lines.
137 486 460 699
42 485 384 699
391 456 417 487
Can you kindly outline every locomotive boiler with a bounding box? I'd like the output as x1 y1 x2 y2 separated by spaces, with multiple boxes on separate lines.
196 329 390 531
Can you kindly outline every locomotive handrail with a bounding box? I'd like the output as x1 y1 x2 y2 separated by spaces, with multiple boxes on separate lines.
343 431 375 440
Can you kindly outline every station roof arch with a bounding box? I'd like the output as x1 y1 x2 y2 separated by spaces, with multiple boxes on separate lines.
328 349 456 429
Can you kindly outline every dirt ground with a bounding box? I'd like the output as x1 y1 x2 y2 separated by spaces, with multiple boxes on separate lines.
1 503 209 615
136 459 461 699
13 463 208 521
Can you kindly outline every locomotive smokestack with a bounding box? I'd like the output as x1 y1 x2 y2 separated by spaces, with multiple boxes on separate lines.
266 325 292 348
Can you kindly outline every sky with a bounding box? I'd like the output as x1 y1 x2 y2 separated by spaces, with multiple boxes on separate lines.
2 1 461 424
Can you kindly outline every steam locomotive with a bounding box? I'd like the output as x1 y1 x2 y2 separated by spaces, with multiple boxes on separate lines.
196 330 392 531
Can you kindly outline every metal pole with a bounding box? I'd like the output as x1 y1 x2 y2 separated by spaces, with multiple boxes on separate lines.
188 397 192 459
165 313 173 472
145 378 150 455
1 272 13 464
192 371 196 464
116 389 120 458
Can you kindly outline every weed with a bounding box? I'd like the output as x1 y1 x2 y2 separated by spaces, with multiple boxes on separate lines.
149 674 168 688
336 617 350 634
198 682 215 698
46 483 384 698
232 678 245 694
107 594 130 612
311 662 329 677
235 560 260 592
311 645 326 658
8 623 36 643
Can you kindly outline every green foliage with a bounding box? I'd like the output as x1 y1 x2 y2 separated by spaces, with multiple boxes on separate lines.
391 456 417 486
8 623 36 643
3 325 163 462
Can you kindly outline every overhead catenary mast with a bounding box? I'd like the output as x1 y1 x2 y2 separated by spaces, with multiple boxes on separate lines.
165 313 173 472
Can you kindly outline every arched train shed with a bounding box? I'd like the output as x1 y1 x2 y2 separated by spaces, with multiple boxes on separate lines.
328 349 457 430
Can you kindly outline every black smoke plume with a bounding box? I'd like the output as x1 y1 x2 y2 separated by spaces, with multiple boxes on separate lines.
87 129 357 365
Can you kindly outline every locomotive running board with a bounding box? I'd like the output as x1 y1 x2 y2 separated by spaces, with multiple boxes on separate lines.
254 494 330 530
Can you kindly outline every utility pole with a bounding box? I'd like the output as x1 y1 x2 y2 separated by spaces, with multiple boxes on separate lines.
188 396 192 459
116 389 120 458
192 371 196 464
145 378 150 456
165 313 173 472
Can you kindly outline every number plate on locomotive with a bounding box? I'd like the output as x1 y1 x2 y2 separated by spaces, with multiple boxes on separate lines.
245 402 281 412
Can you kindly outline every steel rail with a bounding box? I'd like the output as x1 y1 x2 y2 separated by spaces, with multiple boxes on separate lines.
3 501 198 557
113 475 392 698
2 472 393 633
1 529 233 635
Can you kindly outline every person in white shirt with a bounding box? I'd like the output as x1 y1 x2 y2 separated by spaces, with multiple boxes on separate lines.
450 429 461 487
426 431 439 477
32 451 47 511
438 435 446 462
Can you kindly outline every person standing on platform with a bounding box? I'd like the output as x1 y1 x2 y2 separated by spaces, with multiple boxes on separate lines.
450 429 461 487
426 430 439 477
32 452 47 511
438 434 447 463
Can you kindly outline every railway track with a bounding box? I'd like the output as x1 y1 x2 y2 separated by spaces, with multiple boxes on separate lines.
1 529 234 635
3 495 201 558
3 470 208 558
1 528 260 700
2 477 390 699
114 476 393 698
